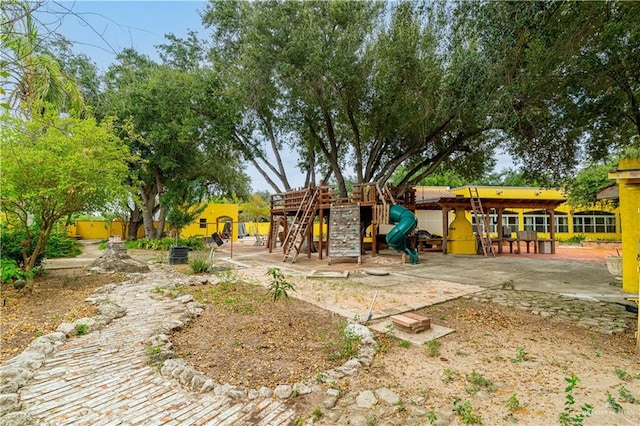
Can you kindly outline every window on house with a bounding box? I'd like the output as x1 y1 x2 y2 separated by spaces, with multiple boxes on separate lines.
523 210 567 233
572 211 616 233
199 218 207 229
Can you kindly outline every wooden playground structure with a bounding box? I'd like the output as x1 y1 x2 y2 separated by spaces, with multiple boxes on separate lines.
268 183 416 264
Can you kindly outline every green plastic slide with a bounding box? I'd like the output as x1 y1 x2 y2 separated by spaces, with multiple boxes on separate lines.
385 204 419 264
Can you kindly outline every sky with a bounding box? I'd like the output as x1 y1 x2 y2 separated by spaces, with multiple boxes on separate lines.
37 1 512 193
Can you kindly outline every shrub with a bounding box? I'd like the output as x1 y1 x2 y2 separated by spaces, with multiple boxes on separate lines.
189 257 211 274
1 259 31 283
124 236 205 251
0 222 80 267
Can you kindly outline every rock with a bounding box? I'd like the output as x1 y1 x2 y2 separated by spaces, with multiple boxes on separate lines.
89 241 150 273
258 386 273 398
293 382 312 395
0 411 36 426
227 387 247 399
356 390 377 409
324 409 343 422
274 385 293 399
190 375 206 392
375 388 401 405
214 383 234 395
4 351 44 370
345 324 376 346
56 322 77 337
201 379 217 393
97 302 126 320
177 295 194 304
0 393 19 416
346 413 370 426
336 359 361 376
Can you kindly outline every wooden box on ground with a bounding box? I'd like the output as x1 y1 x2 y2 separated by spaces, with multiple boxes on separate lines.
390 312 431 334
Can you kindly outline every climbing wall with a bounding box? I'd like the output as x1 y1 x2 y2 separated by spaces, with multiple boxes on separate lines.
328 204 361 265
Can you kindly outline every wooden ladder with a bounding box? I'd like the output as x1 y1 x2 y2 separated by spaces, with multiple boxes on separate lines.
283 188 319 263
469 187 495 257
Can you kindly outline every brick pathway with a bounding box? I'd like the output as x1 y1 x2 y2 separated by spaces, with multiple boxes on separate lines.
16 267 296 425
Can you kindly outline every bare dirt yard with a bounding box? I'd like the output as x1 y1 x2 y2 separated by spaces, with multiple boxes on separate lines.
2 253 639 425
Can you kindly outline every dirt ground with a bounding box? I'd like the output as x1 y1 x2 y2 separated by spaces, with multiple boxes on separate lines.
2 245 639 425
173 271 640 425
0 270 127 363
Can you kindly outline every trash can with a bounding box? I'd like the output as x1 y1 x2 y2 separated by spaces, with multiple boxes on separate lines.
169 246 189 264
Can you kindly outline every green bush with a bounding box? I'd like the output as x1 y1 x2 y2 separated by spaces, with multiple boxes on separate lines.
0 222 81 267
125 236 205 251
1 259 31 284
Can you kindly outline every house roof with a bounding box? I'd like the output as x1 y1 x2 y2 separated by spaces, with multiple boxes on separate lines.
415 186 566 211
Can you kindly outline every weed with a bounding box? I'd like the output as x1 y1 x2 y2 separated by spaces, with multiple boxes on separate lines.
325 322 360 361
366 415 376 426
439 314 446 320
615 368 632 381
442 368 457 383
399 340 410 348
189 257 211 274
383 323 396 336
183 349 193 356
267 267 295 301
618 386 636 403
425 339 440 357
427 410 438 425
465 371 496 395
145 345 162 356
558 374 593 426
456 348 468 357
511 346 528 363
453 398 482 424
605 391 623 413
34 331 43 337
311 406 322 423
506 393 520 411
594 351 600 358
75 323 89 335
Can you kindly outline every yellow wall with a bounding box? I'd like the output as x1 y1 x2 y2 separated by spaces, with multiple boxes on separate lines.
609 158 640 294
181 204 240 241
66 220 145 240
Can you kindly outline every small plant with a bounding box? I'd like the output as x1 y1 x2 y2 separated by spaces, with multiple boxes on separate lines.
558 374 593 426
453 398 482 424
189 256 211 274
425 338 440 357
383 323 396 336
366 415 376 426
615 368 632 381
399 340 410 348
325 322 361 361
465 371 496 395
618 386 636 403
442 368 457 383
427 410 438 425
605 391 623 413
266 267 295 302
456 348 468 357
146 345 162 356
310 406 323 423
75 323 89 335
511 346 528 363
506 393 520 411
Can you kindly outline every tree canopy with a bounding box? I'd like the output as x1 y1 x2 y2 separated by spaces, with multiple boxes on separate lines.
0 107 129 278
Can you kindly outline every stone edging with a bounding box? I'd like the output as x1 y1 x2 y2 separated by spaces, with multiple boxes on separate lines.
147 275 379 403
0 284 127 425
